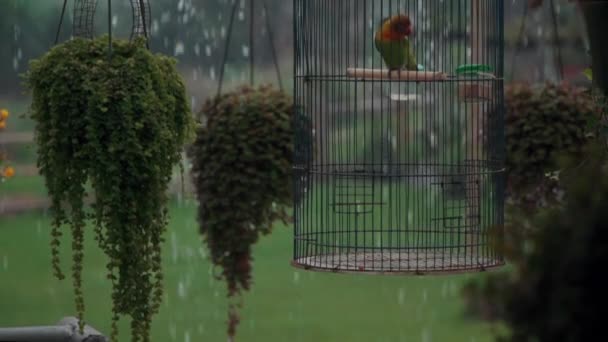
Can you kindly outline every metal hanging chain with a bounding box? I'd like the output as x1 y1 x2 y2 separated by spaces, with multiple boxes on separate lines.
216 0 240 99
108 0 112 59
549 0 564 80
55 0 69 45
250 0 255 86
263 0 283 91
216 0 285 98
511 1 564 81
510 2 529 81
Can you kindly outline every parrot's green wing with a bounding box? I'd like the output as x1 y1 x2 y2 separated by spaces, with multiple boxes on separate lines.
404 38 417 71
374 37 417 71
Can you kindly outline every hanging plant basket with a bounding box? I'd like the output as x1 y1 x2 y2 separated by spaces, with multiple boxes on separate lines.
188 85 296 340
25 36 194 341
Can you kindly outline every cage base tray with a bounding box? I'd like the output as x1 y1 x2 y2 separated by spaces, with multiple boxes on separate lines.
293 250 502 275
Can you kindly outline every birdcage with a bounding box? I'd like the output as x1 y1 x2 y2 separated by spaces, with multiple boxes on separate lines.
292 0 505 275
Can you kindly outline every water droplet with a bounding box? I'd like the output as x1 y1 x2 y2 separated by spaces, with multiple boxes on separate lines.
422 328 432 342
441 281 449 298
161 12 171 24
171 231 178 263
175 41 185 56
169 322 177 340
178 281 186 299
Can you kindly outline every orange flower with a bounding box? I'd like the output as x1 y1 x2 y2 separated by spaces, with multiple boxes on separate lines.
2 166 15 178
0 121 6 129
0 109 8 120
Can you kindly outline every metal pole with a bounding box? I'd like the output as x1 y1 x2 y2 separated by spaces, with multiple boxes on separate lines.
108 0 112 60
249 0 255 87
0 317 107 342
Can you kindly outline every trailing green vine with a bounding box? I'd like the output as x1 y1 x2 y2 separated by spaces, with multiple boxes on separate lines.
26 36 194 342
188 85 294 340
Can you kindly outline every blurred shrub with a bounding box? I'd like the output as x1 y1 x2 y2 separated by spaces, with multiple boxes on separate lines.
462 82 602 324
505 82 596 211
496 143 608 342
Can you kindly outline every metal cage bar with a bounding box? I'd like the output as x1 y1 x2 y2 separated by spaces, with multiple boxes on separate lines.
292 0 505 275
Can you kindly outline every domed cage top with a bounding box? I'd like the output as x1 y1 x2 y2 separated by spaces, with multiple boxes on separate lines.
292 0 505 275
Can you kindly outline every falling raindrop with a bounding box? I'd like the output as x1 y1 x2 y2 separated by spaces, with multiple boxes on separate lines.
441 281 449 298
293 271 300 284
422 328 432 342
175 41 185 56
242 45 250 57
184 331 190 342
178 280 186 299
398 288 405 305
191 96 197 113
152 20 160 35
169 322 177 341
171 231 178 263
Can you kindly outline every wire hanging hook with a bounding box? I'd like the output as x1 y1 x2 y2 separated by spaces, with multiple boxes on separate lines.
216 0 285 98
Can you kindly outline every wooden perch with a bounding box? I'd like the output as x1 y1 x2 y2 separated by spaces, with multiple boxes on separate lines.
346 68 448 81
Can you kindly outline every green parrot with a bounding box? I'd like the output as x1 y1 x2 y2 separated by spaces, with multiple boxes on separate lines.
374 14 417 72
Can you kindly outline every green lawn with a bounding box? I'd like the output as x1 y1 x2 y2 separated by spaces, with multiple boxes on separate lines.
0 201 499 342
0 173 46 197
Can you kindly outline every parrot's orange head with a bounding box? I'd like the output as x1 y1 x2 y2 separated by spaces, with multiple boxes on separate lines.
390 15 413 37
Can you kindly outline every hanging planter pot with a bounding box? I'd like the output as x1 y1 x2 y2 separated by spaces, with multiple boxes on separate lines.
25 35 194 341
